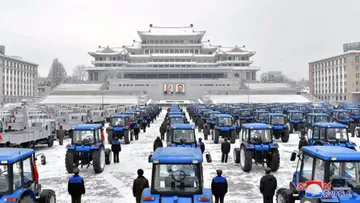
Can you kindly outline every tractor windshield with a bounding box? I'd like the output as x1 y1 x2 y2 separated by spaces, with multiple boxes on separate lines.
351 109 360 116
240 111 251 117
231 109 240 114
326 128 348 142
315 116 329 123
218 117 232 126
250 129 272 143
257 113 269 120
338 112 351 119
291 112 303 120
271 116 285 125
328 161 360 188
170 117 184 124
0 165 9 193
153 164 200 193
209 114 219 120
172 129 195 144
72 130 94 144
111 117 126 126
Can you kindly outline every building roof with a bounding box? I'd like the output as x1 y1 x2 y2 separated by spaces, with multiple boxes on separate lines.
309 50 360 64
245 83 294 90
0 148 35 164
52 84 104 92
302 146 360 161
210 95 310 104
88 46 128 57
242 123 272 129
73 124 103 130
150 147 203 163
312 122 347 128
138 25 206 38
0 53 38 66
39 95 138 105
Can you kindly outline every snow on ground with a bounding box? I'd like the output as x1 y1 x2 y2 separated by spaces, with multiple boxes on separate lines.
34 109 360 203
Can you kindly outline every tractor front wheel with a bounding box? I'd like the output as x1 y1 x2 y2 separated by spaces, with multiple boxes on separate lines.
276 188 294 203
124 132 130 144
240 146 252 172
47 136 54 148
93 147 106 173
289 123 294 133
105 148 112 165
233 148 240 163
281 128 290 143
214 130 220 144
230 131 236 144
65 150 75 173
267 149 280 171
39 189 56 203
19 195 35 203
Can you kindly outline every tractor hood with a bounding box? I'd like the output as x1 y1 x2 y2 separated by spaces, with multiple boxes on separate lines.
217 126 233 131
241 116 253 120
113 127 125 131
290 119 303 123
338 119 352 124
272 125 285 130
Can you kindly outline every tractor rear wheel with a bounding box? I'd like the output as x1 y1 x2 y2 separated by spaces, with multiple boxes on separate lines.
47 136 54 147
93 147 106 173
124 132 130 144
276 188 294 203
233 148 240 163
65 150 75 173
281 128 290 143
230 131 236 143
105 148 112 165
19 195 35 203
240 146 252 172
289 123 294 133
39 189 56 203
214 130 220 144
267 149 280 171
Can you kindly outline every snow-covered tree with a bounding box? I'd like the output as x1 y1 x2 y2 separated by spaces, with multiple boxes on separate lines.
72 65 88 81
47 59 68 88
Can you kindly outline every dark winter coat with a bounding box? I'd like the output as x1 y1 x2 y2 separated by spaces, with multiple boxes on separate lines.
68 175 86 197
160 124 166 134
197 119 204 129
211 175 228 197
203 124 210 135
221 141 231 154
199 141 205 153
298 139 308 150
111 139 121 153
57 129 65 138
153 138 163 151
260 174 277 196
133 176 149 199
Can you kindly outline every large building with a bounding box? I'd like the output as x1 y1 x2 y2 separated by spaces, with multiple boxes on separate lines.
309 42 360 103
0 45 38 104
86 24 260 100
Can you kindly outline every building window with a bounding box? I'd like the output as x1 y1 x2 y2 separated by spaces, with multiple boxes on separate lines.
144 50 149 54
94 72 98 81
234 73 239 77
356 56 360 62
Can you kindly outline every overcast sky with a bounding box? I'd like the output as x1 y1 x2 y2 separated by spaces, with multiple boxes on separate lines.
1 0 359 79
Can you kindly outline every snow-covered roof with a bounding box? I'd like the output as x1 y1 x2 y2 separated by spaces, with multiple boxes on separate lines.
52 84 103 92
309 50 360 64
39 95 138 105
215 46 256 56
0 53 38 66
138 25 205 38
245 83 293 90
124 41 142 50
201 41 220 49
88 46 128 57
210 95 310 104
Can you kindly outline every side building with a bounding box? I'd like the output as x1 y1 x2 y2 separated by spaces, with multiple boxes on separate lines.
86 24 260 101
0 45 38 104
309 42 360 103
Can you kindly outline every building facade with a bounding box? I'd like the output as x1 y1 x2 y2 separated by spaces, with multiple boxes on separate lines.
86 25 260 100
309 44 360 103
0 45 38 103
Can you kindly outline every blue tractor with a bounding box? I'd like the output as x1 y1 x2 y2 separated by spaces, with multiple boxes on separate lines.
238 109 254 125
0 148 56 202
286 110 305 133
254 110 270 124
269 113 290 142
277 146 360 202
302 113 330 137
144 147 212 203
331 109 356 137
306 122 356 150
66 124 111 174
167 124 197 147
106 114 132 144
346 107 360 137
233 123 279 172
212 114 236 144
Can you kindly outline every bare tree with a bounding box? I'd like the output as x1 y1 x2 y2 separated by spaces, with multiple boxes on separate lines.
72 65 88 81
47 59 68 88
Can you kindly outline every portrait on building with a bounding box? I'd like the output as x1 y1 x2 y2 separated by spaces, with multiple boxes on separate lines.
163 84 174 95
176 84 185 94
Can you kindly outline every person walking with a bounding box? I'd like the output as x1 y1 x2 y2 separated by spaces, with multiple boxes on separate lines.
153 136 163 152
111 136 121 163
203 124 210 140
68 168 85 203
57 126 65 145
159 123 166 140
133 169 149 203
197 118 204 133
221 138 231 163
198 138 205 153
260 168 277 203
211 169 228 203
298 135 308 150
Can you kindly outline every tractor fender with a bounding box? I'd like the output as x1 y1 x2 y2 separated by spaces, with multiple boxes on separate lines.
346 141 357 148
268 142 279 149
0 188 36 202
141 188 160 202
193 188 212 202
66 144 75 150
241 143 254 149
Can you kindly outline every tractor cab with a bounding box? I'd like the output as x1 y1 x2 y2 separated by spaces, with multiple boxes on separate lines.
230 107 241 120
233 123 279 172
303 113 330 136
331 109 356 137
168 115 186 126
106 114 131 144
213 114 236 144
167 124 197 147
0 148 54 202
306 122 355 149
254 110 270 124
268 113 289 142
69 124 104 146
144 147 212 203
238 109 254 124
269 107 283 114
307 107 325 114
286 110 305 133
278 146 360 202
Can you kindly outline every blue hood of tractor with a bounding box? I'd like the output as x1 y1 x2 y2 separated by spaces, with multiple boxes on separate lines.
219 126 232 131
66 144 101 152
290 119 303 123
339 119 352 124
272 125 285 130
352 116 360 119
241 116 253 120
243 142 279 151
258 120 268 124
113 126 125 131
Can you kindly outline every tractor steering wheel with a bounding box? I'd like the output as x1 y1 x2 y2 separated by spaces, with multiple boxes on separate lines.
171 170 187 182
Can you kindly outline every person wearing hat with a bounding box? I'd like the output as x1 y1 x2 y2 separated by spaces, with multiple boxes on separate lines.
133 169 149 203
198 138 205 153
68 168 85 203
153 136 163 152
111 136 121 163
260 167 277 203
221 138 231 163
211 169 228 203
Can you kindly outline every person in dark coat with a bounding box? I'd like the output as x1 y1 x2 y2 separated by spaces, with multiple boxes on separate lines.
211 169 228 203
57 126 65 145
260 168 277 203
221 138 231 163
133 169 149 203
68 168 85 203
203 124 210 140
198 138 205 153
142 119 147 133
111 136 121 163
153 136 163 152
197 118 204 132
159 124 166 140
298 135 308 150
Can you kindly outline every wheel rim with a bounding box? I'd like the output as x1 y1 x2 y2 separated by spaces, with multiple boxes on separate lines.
277 194 284 203
100 149 105 168
50 196 55 203
240 147 245 167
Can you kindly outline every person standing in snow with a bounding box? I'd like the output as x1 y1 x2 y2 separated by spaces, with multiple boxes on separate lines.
133 169 149 203
57 126 65 145
153 136 163 152
260 168 277 203
198 138 205 153
111 136 121 163
221 138 231 163
298 135 308 150
203 124 210 140
197 118 204 133
211 169 228 203
159 123 166 140
68 168 85 203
